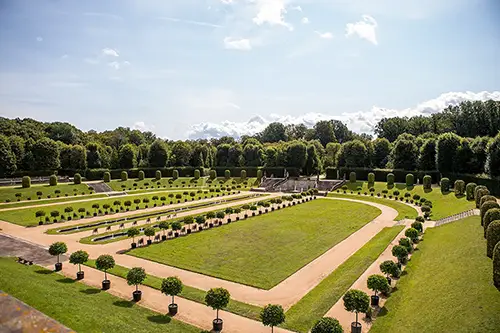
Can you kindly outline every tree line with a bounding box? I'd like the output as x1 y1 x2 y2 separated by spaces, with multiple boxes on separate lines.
0 99 499 178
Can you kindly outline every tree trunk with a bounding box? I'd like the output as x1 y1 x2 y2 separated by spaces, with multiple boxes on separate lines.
78 263 81 273
172 295 174 305
57 254 60 264
356 311 358 324
216 309 219 320
136 284 138 291
104 271 107 280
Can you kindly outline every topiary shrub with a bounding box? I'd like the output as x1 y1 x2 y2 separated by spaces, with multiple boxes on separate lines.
466 182 477 200
475 186 489 208
406 174 414 187
392 245 408 264
49 175 57 186
120 170 128 181
240 169 247 179
367 172 375 187
411 221 423 233
194 169 200 180
342 289 369 327
493 242 500 290
380 260 401 278
349 172 356 183
480 195 497 208
73 173 82 185
224 169 231 179
481 201 500 226
440 177 450 193
311 317 343 333
399 237 413 253
423 175 432 190
486 220 500 258
205 288 230 323
138 170 145 180
22 176 31 188
260 304 285 332
209 170 216 180
103 172 111 183
155 170 162 180
484 208 500 238
405 227 419 243
387 173 395 187
416 216 425 223
172 169 179 180
453 180 465 196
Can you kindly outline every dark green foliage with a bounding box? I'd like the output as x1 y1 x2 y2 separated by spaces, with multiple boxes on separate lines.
49 175 57 186
311 317 344 333
337 140 367 167
69 250 89 272
379 260 400 278
48 242 67 263
411 221 423 233
172 169 179 180
367 274 390 296
74 173 82 184
225 169 231 179
155 170 162 180
415 216 425 223
405 228 419 242
392 135 418 170
209 170 216 180
118 144 137 169
480 195 497 208
486 221 500 258
392 245 408 263
22 176 31 188
127 227 140 242
418 139 436 170
260 304 286 330
423 175 432 190
387 173 395 186
0 134 17 176
493 242 500 289
121 171 128 181
148 139 168 167
342 289 369 323
440 177 450 193
349 172 356 183
481 201 500 226
144 227 155 239
406 174 414 187
487 132 500 177
95 255 115 280
161 277 183 304
475 186 490 208
436 132 461 172
399 237 413 253
484 208 500 237
367 173 375 186
205 288 230 319
126 267 146 290
138 170 145 180
32 137 60 170
454 180 465 196
372 138 391 168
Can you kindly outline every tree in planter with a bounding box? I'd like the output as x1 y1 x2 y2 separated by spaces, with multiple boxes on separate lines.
379 260 400 284
392 245 409 265
195 215 206 229
486 221 500 258
49 242 67 271
144 227 156 244
405 227 419 243
50 210 60 222
260 304 285 333
69 250 89 280
92 203 100 214
127 227 140 248
343 289 369 333
411 221 423 233
171 221 182 236
242 204 250 216
95 254 115 290
161 276 183 315
234 207 242 216
493 242 500 289
206 211 216 222
133 198 141 209
127 267 147 302
205 288 230 331
216 211 225 223
35 210 46 224
311 317 344 333
159 221 170 239
367 274 390 306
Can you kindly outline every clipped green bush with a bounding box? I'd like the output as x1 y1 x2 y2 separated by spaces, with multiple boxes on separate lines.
406 174 414 187
405 227 419 243
440 177 450 193
73 173 82 184
466 182 477 200
423 175 432 190
103 172 111 183
138 170 145 180
121 171 128 181
257 169 263 180
224 169 231 179
387 173 395 186
493 242 500 289
367 173 375 187
481 201 500 226
155 170 162 180
349 172 356 183
480 195 497 208
49 175 57 186
411 221 423 233
22 176 31 188
453 179 465 196
194 169 200 180
484 208 500 238
172 169 179 180
380 260 400 278
475 186 489 208
240 169 247 179
311 317 344 333
260 304 285 332
209 170 217 180
486 221 500 258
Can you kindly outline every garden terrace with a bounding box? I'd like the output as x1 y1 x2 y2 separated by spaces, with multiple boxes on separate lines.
370 216 500 333
333 181 476 220
48 193 265 234
0 183 92 203
0 189 242 226
0 258 199 333
129 199 382 289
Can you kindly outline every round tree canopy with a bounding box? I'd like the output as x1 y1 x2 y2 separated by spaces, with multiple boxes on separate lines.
311 317 344 333
48 242 67 256
126 267 146 286
95 254 115 271
161 276 183 296
260 304 286 328
205 288 230 310
69 250 89 265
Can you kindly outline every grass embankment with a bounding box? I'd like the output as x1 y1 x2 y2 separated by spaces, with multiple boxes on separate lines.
85 260 262 320
0 190 239 227
0 183 91 203
370 216 500 333
283 226 404 332
108 177 258 192
130 200 381 289
0 193 108 210
0 258 199 333
337 181 475 220
327 193 418 220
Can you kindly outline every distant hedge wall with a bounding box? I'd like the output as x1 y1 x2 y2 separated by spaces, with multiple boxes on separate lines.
326 167 440 184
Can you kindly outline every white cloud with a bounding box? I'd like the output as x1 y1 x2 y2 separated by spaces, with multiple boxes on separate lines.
133 121 155 132
101 47 119 57
187 91 500 139
252 0 293 31
315 31 333 39
36 36 43 42
108 61 120 70
345 15 378 45
290 5 302 12
224 37 252 50
301 17 309 24
157 17 223 28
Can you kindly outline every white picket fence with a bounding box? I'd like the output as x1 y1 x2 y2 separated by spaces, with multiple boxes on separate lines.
434 209 479 227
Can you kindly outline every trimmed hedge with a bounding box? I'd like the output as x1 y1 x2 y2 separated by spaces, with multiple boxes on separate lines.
155 170 162 180
493 242 500 289
138 170 145 180
387 173 395 186
466 182 477 200
172 170 179 180
481 201 500 226
406 173 414 187
121 171 128 181
440 177 450 193
240 169 246 179
484 208 500 238
22 176 31 188
368 172 375 186
423 175 432 190
74 173 82 185
442 172 500 196
332 167 440 184
224 169 231 179
103 172 111 183
49 175 57 186
349 172 356 183
454 179 465 196
194 169 200 180
476 187 490 209
486 221 500 258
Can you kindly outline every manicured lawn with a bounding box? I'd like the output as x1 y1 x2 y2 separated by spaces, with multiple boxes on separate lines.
85 260 262 320
0 193 108 209
337 181 475 220
0 189 238 226
370 216 500 333
0 183 91 203
283 226 404 333
108 176 258 191
129 200 381 289
327 192 418 220
0 257 199 333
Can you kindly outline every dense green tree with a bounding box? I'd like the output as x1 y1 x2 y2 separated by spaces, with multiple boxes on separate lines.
418 139 437 170
311 317 344 333
148 139 169 167
337 140 367 167
314 120 336 147
470 136 490 174
487 133 500 177
259 122 288 143
8 135 25 170
304 144 321 175
118 143 137 169
331 120 353 143
45 122 81 145
375 117 409 142
32 137 60 170
243 144 263 167
285 123 308 140
436 132 461 172
285 141 308 171
170 141 192 166
372 138 391 168
264 147 279 167
391 134 418 170
0 134 17 176
260 304 285 333
324 142 341 168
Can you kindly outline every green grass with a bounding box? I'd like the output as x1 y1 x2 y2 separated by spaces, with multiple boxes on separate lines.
0 183 92 203
283 226 405 333
108 176 258 192
337 181 475 220
327 192 418 220
0 193 108 209
0 189 238 226
370 216 500 333
85 260 262 320
130 200 381 289
0 257 199 333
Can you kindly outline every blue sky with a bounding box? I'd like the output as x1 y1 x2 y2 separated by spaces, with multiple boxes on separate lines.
1 0 499 139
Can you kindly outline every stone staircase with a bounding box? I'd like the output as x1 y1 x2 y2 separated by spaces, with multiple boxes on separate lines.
434 209 479 227
89 182 113 193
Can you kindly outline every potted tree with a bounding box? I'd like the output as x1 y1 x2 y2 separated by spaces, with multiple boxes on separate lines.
311 317 344 333
195 215 206 231
367 274 389 306
343 289 369 333
392 245 409 269
171 221 182 237
379 260 400 285
242 204 250 218
161 276 183 316
127 267 146 302
260 304 285 333
216 211 225 226
159 221 170 240
95 254 115 290
144 227 155 245
205 287 230 332
127 227 140 248
49 242 67 271
69 250 89 280
405 227 420 243
35 210 46 225
234 208 242 220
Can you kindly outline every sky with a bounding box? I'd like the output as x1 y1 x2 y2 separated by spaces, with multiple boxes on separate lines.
0 0 499 140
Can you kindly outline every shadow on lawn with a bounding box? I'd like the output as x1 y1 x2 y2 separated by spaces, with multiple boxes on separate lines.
113 300 134 308
80 288 101 295
35 269 53 275
57 278 76 284
147 315 172 324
